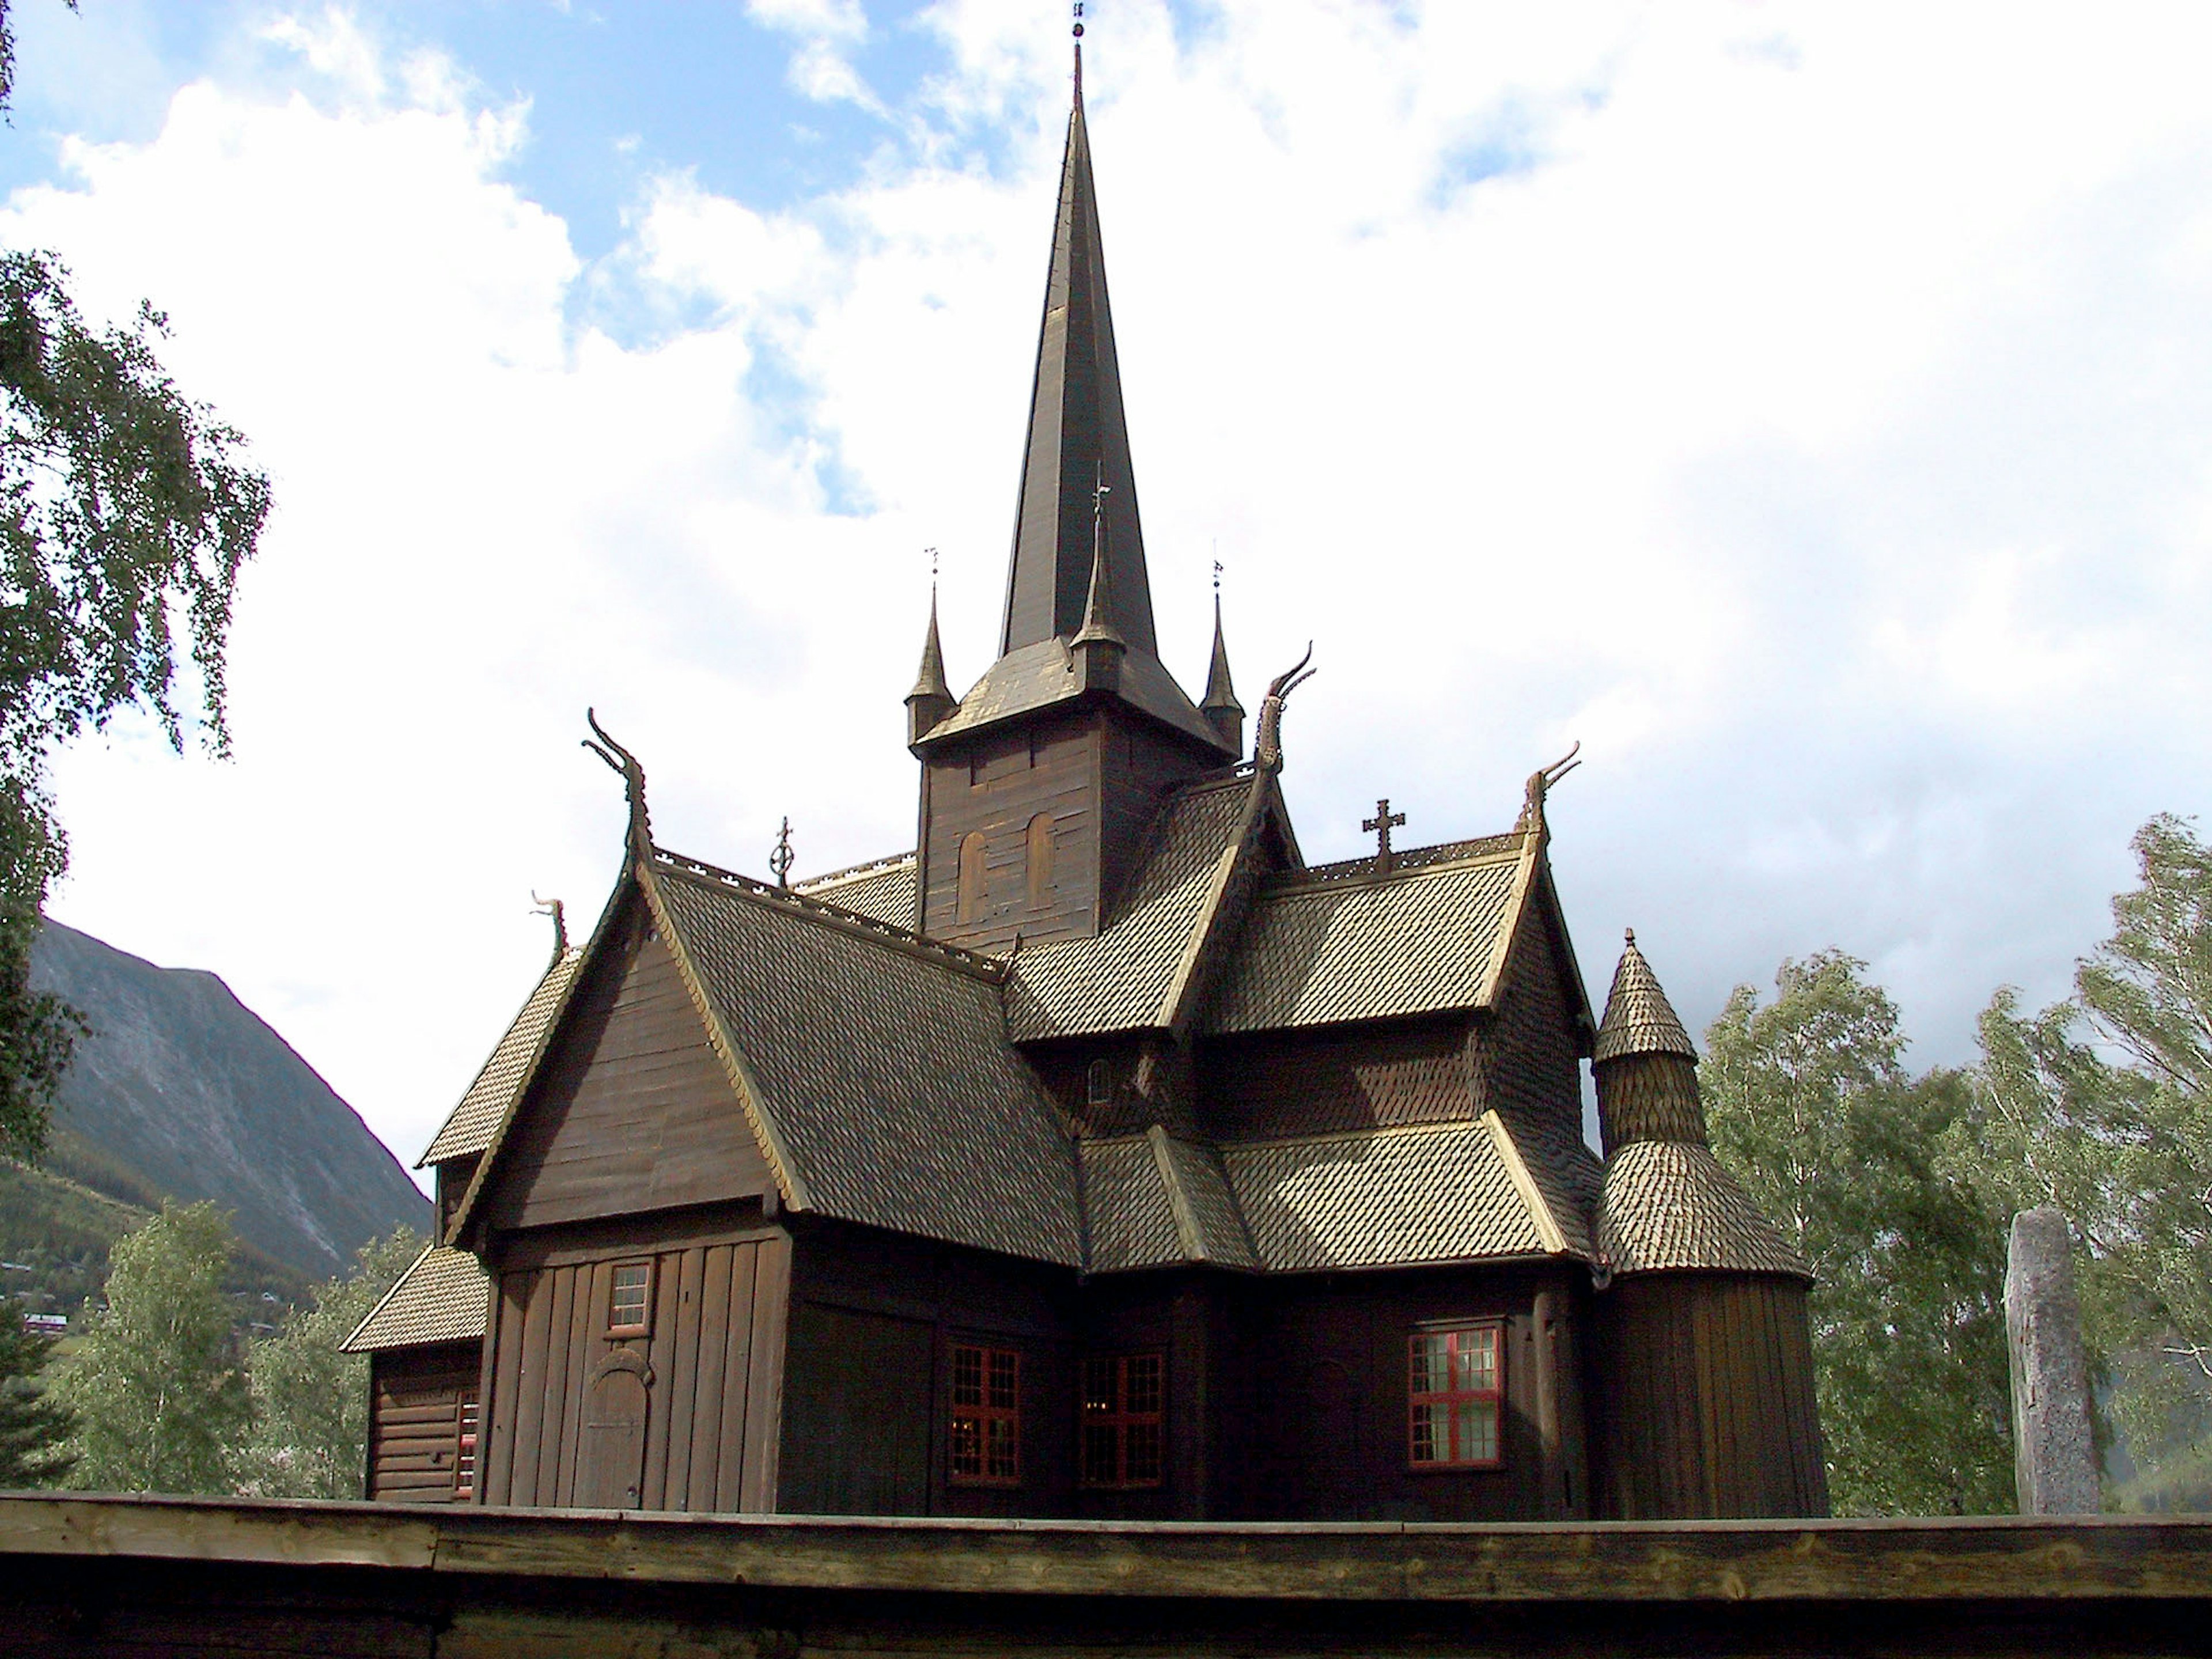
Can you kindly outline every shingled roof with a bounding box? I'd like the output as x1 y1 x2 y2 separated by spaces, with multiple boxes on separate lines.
419 946 584 1165
1006 771 1262 1040
1225 1115 1582 1272
792 853 917 931
1206 838 1528 1035
645 854 1084 1266
1596 1142 1811 1279
1074 1113 1586 1276
342 1245 488 1353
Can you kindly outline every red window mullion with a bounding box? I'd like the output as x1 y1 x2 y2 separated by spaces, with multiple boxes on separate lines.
950 1344 1021 1487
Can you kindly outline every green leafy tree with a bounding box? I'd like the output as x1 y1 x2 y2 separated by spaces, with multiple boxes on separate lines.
56 1200 251 1493
0 0 270 1161
1953 815 2212 1506
0 1302 74 1485
1703 951 2014 1515
243 1226 423 1499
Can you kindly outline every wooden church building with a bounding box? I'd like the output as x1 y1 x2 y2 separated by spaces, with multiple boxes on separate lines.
346 50 1827 1523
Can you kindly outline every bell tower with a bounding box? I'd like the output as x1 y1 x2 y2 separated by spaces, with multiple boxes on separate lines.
905 44 1238 953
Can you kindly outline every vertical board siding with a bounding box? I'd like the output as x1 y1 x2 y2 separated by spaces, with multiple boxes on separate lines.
1598 1274 1827 1520
715 1245 760 1513
485 1229 790 1515
923 718 1108 952
491 902 772 1233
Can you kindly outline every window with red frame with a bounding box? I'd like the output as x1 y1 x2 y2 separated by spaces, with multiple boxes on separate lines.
1407 1323 1503 1468
1081 1353 1164 1487
949 1344 1021 1485
453 1394 480 1499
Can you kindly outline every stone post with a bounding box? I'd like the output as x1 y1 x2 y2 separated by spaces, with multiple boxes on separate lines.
2005 1206 2099 1514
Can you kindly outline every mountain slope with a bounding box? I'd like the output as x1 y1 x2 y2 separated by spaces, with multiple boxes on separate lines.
26 921 430 1280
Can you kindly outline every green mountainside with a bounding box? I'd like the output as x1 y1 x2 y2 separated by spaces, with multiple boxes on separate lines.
10 922 429 1305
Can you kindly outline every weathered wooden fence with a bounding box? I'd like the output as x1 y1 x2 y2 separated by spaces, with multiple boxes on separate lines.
2 1494 2209 1657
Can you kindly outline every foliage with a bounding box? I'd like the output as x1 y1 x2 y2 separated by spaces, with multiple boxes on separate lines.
243 1226 423 1499
55 1200 251 1493
0 240 268 1160
1949 815 2212 1506
1703 951 2014 1515
0 1302 74 1485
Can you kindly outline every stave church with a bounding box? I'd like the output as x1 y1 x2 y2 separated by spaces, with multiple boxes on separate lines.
345 44 1827 1522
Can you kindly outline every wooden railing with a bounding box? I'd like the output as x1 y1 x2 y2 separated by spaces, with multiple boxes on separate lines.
1 1493 2207 1656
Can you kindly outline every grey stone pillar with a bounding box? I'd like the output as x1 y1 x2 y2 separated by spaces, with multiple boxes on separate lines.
2005 1206 2099 1514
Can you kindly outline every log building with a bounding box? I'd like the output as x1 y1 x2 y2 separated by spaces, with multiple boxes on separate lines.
344 47 1825 1522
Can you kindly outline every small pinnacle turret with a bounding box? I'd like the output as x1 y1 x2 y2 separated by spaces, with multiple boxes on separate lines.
1593 928 1696 1067
1070 488 1126 694
906 588 956 748
1202 594 1244 753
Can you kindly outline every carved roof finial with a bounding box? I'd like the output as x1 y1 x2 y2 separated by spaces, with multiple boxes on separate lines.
769 817 796 888
1517 740 1582 838
582 709 652 861
1253 643 1315 773
529 892 569 965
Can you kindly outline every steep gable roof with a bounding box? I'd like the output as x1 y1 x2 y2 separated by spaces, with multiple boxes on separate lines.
419 948 585 1166
647 854 1082 1264
792 853 917 931
342 1244 488 1353
1006 768 1283 1040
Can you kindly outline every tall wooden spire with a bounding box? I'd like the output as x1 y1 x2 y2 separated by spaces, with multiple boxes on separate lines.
1001 44 1157 657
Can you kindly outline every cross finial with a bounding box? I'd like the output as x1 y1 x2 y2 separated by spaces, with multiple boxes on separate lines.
768 816 794 888
1363 797 1407 875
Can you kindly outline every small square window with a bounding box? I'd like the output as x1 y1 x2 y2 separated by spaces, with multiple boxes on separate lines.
949 1343 1021 1486
1408 1323 1502 1469
609 1262 653 1336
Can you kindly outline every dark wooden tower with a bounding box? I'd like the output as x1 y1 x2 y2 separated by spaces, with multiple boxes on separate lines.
1589 932 1829 1518
905 59 1238 956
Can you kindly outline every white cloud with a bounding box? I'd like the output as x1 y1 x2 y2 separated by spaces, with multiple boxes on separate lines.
15 1 2212 1177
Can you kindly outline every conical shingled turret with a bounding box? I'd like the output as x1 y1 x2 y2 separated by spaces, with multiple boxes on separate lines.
1593 929 1696 1066
1070 495 1126 694
906 588 956 748
1201 594 1244 754
1591 929 1808 1279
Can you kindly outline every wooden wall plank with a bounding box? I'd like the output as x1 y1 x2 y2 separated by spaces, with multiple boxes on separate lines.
715 1243 760 1514
534 1267 575 1509
688 1245 735 1512
513 1268 558 1507
664 1248 705 1506
742 1233 791 1513
482 1274 527 1506
641 1255 681 1512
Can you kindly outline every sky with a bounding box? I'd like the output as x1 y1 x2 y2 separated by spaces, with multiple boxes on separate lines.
9 1 2212 1188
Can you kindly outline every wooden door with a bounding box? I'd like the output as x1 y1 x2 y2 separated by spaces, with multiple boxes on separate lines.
578 1351 650 1509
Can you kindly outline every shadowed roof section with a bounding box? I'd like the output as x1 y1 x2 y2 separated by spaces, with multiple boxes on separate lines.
342 1244 488 1352
1206 839 1528 1034
419 947 585 1166
649 855 1083 1265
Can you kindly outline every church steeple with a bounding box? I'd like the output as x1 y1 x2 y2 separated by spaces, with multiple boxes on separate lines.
906 585 955 747
1201 593 1244 754
1002 44 1157 657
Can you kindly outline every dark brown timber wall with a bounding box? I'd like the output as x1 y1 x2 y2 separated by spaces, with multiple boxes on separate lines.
1594 1269 1828 1519
366 1341 479 1503
3 1496 2209 1659
479 1218 789 1513
487 897 771 1233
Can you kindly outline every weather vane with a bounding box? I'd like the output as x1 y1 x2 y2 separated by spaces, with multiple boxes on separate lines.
1073 2 1084 39
768 816 794 888
1093 460 1109 517
1213 557 1223 594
